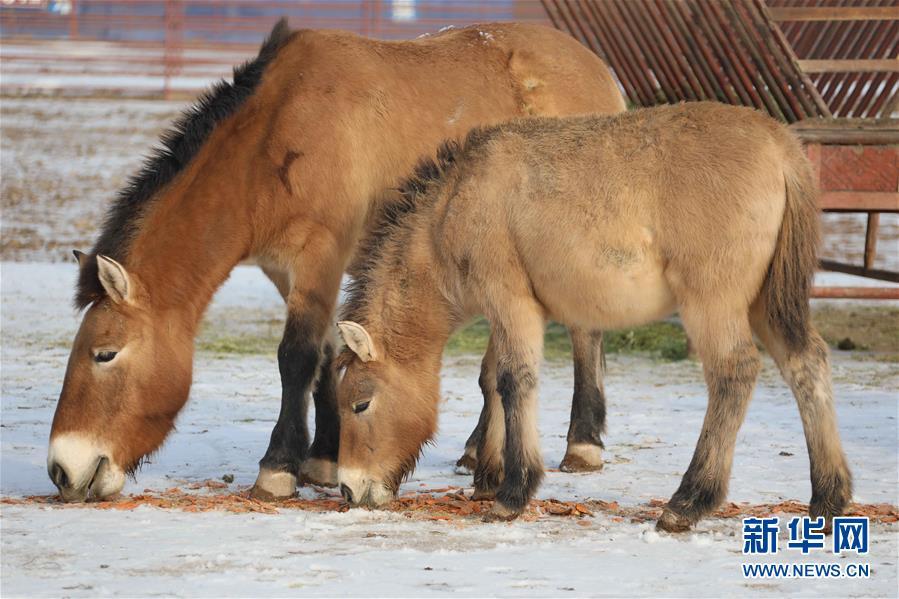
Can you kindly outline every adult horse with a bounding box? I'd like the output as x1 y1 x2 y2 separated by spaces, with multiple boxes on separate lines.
333 102 852 531
47 20 625 501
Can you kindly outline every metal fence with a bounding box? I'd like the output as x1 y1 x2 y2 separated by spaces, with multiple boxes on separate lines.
543 0 898 120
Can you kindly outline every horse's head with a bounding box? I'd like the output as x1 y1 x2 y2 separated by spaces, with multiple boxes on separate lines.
48 252 193 501
334 321 439 507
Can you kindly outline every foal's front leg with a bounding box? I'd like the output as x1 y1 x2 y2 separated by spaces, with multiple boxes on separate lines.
456 326 606 475
485 306 546 520
472 336 504 499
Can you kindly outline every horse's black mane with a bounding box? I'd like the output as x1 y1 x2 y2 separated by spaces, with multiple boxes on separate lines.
74 18 293 309
340 138 464 326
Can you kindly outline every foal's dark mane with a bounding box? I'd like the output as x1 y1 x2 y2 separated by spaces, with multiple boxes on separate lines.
74 19 293 309
340 138 464 327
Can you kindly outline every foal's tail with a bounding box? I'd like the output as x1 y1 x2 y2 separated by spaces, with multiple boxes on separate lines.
762 147 821 352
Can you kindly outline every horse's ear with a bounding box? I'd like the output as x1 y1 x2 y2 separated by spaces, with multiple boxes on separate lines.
72 249 88 269
96 255 131 304
337 321 377 362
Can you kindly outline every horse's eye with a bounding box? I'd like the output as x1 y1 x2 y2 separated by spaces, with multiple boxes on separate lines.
94 351 117 363
352 400 371 414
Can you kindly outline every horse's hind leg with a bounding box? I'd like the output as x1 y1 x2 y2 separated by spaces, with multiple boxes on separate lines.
658 308 760 532
560 328 606 472
749 303 852 526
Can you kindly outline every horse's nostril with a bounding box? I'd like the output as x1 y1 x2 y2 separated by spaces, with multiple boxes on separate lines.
339 483 354 504
49 462 69 489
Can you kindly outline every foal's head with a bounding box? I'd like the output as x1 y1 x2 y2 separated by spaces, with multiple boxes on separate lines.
335 321 440 507
48 253 193 501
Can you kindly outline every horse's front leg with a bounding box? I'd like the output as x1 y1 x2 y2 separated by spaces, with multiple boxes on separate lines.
484 302 546 520
472 336 503 499
560 328 606 472
301 339 340 486
251 234 344 500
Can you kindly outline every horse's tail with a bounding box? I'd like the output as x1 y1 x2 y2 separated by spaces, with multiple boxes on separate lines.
762 144 821 352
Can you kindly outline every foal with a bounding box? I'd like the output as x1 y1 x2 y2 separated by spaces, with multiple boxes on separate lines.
335 102 852 531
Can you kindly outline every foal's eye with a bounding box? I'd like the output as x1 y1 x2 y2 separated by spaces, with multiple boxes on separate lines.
352 400 371 414
94 351 118 363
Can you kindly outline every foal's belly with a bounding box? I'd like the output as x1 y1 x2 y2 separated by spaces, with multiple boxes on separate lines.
526 236 676 330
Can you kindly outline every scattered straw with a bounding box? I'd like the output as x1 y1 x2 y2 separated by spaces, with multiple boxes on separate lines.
2 481 896 525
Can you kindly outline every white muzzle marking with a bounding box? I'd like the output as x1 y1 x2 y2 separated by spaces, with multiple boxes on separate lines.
337 467 394 507
48 433 125 500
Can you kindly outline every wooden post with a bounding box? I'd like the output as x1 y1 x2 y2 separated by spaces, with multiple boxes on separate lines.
163 0 184 100
864 213 881 271
69 0 78 39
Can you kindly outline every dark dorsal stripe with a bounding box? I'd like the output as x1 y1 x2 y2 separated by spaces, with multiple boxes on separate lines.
74 18 293 309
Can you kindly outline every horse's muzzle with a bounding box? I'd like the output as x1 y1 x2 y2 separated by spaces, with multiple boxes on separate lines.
47 434 125 502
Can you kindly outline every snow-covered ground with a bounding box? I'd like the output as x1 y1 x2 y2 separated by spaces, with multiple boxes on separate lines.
1 263 897 597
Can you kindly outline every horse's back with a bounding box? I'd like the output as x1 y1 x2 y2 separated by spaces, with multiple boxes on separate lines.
438 103 802 329
244 23 625 264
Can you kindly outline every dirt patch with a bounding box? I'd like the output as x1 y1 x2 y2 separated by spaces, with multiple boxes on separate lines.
812 304 899 355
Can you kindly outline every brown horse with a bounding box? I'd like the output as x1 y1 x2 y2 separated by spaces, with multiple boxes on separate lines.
47 20 625 501
334 102 853 531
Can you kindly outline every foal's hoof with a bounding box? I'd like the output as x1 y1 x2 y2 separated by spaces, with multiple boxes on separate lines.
471 487 496 501
482 502 521 522
454 453 477 476
559 444 604 473
299 457 338 488
250 468 297 501
656 508 694 533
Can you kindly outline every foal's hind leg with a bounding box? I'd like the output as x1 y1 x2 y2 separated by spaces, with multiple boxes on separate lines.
560 328 606 472
658 309 760 532
749 305 852 526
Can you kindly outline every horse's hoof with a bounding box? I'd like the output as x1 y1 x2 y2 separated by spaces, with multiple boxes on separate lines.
454 453 477 475
482 502 521 522
299 457 338 487
559 454 604 473
559 443 603 473
471 487 496 501
250 468 297 501
656 508 693 532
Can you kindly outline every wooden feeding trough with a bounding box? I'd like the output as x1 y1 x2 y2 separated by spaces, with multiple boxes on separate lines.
541 0 898 299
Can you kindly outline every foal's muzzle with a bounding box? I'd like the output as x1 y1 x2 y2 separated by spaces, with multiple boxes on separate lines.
336 468 395 507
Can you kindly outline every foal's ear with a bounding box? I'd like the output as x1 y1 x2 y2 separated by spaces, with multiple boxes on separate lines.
96 254 132 304
72 249 89 269
337 321 377 362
